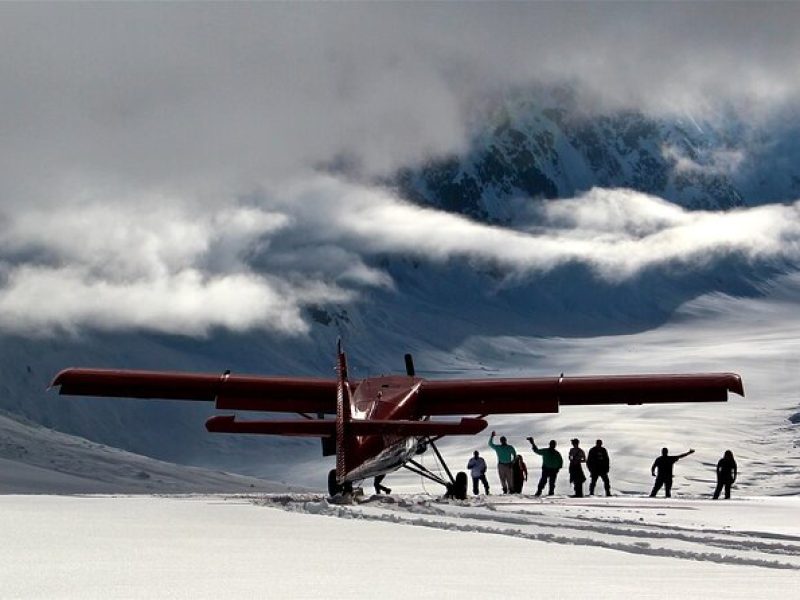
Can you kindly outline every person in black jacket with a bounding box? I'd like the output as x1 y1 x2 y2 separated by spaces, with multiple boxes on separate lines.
649 447 694 498
587 439 611 497
568 438 587 497
713 450 737 499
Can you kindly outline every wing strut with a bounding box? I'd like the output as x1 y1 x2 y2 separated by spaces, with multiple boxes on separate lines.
403 459 450 488
427 438 456 487
402 437 466 498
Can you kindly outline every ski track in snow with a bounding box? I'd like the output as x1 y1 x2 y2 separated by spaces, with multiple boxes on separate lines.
253 493 800 571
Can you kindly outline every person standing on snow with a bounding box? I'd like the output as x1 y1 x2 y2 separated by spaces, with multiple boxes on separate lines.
650 447 694 497
512 454 528 494
488 431 517 494
713 450 737 499
528 437 563 496
568 438 587 498
467 450 490 495
587 439 612 496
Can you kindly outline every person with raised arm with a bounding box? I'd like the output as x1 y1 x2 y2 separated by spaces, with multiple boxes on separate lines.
528 437 563 496
649 447 695 498
488 431 517 494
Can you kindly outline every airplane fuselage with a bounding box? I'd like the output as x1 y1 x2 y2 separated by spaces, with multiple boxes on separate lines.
340 375 424 482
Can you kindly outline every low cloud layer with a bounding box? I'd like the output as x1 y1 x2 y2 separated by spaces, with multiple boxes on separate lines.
0 192 351 336
2 176 799 335
273 178 800 280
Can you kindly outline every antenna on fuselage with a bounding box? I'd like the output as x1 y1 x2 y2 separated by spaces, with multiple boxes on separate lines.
404 353 415 377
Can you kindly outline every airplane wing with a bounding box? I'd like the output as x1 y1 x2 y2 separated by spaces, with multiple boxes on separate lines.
416 373 744 415
51 368 339 414
205 415 486 436
53 368 744 420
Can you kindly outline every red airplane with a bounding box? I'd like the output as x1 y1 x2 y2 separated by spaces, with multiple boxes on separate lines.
51 342 744 497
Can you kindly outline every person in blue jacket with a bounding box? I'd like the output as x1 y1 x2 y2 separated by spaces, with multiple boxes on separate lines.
467 450 490 495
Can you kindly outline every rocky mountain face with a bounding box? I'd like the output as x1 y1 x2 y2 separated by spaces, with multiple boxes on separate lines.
395 90 799 222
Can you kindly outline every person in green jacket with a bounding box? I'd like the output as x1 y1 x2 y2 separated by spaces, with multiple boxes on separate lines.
528 437 564 496
488 431 517 494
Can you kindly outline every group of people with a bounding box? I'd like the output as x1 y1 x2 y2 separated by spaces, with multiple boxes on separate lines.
469 432 738 499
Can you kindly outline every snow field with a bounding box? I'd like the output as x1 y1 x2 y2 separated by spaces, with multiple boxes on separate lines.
2 494 797 599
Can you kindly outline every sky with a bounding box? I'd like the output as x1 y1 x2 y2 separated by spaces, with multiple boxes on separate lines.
2 2 800 336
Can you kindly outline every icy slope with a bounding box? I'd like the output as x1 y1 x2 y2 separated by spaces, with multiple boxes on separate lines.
0 411 307 494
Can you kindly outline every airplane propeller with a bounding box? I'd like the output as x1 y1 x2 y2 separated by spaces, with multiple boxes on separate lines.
404 353 415 377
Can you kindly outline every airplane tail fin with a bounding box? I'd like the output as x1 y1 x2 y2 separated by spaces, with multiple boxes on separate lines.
335 339 352 484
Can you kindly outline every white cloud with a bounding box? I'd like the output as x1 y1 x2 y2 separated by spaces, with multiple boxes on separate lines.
0 190 350 336
1 193 289 279
0 265 353 337
270 177 800 281
2 175 800 335
662 145 746 177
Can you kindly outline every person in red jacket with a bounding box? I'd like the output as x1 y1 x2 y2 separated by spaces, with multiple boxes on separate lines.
512 455 528 494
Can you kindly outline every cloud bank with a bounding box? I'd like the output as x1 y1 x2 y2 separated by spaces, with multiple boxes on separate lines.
2 176 799 335
0 191 352 336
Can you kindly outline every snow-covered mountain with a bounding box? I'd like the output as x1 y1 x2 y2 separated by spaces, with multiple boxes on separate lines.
396 89 800 220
